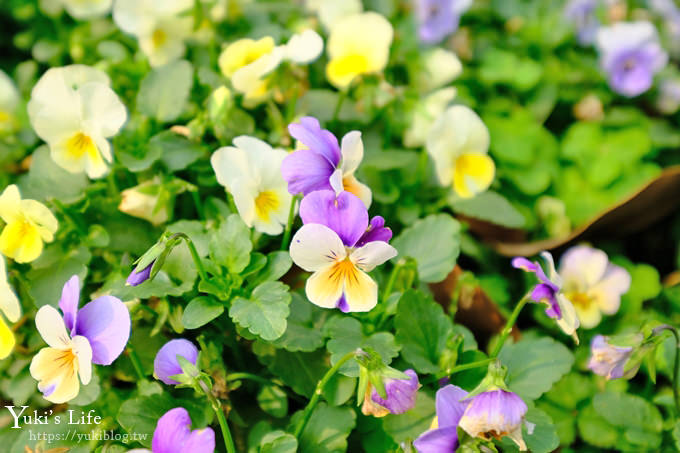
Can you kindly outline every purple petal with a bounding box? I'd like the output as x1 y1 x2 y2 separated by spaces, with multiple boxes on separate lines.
126 263 153 286
588 335 633 379
462 389 527 433
288 117 341 165
417 0 459 45
75 295 131 365
152 408 200 453
180 427 216 453
299 190 368 247
356 216 393 247
371 369 419 414
511 257 538 273
435 384 469 428
280 149 335 195
154 339 199 385
529 284 562 319
59 275 80 333
336 294 350 313
413 426 459 453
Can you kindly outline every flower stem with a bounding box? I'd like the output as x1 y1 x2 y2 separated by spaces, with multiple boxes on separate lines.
293 351 356 439
332 90 347 123
226 372 274 386
280 195 299 250
381 260 405 303
490 295 530 358
127 346 146 381
449 358 495 375
656 325 680 415
201 382 236 453
173 233 210 283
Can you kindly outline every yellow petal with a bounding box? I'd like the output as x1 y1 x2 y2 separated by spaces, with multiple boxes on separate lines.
30 347 81 404
218 37 276 77
0 220 44 263
326 54 370 89
306 263 345 309
342 263 378 312
453 152 495 199
573 298 602 329
0 184 21 225
0 316 15 359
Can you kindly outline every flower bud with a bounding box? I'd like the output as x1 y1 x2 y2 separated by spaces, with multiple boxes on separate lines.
154 339 199 385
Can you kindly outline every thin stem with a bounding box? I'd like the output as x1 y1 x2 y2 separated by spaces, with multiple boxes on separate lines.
490 295 530 358
381 260 405 303
201 382 236 453
657 325 680 415
127 346 146 381
280 195 299 250
174 234 210 283
450 358 495 375
293 351 356 439
332 90 347 122
191 190 205 220
226 372 274 386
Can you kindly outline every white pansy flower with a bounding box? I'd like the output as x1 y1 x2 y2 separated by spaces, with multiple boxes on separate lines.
403 87 457 148
306 0 362 30
211 136 292 235
61 0 113 19
426 105 495 199
419 48 463 92
0 70 19 133
27 65 127 179
113 0 194 67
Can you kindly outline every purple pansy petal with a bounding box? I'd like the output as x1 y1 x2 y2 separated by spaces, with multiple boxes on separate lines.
154 339 199 385
435 384 469 428
529 283 562 319
413 426 459 453
299 190 369 247
336 294 350 313
152 407 213 453
588 335 633 379
59 275 80 333
288 117 341 165
371 369 419 414
356 216 393 247
416 0 469 45
511 257 538 273
75 295 131 365
126 262 153 286
460 389 527 446
281 149 335 195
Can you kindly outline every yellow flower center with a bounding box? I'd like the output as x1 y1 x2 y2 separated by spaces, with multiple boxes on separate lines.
565 291 594 309
327 257 361 286
254 190 280 222
328 54 370 79
152 28 167 48
0 110 10 124
65 132 98 160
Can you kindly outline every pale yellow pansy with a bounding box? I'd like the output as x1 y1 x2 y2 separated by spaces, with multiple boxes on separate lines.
211 136 292 235
326 12 393 89
30 305 92 404
418 48 463 92
113 0 194 67
403 87 457 148
118 178 169 226
0 256 20 359
27 65 127 179
0 70 19 134
218 30 323 106
61 0 113 19
0 185 58 264
306 0 362 30
290 223 397 312
426 105 496 199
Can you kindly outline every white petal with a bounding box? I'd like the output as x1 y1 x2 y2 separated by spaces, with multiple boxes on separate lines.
285 29 323 64
0 257 20 323
351 241 397 272
35 305 71 349
112 0 156 36
62 0 112 19
556 294 580 343
78 82 127 138
340 130 363 176
211 145 251 192
290 224 346 272
421 48 462 91
72 335 93 385
231 179 258 228
0 70 19 113
329 168 344 196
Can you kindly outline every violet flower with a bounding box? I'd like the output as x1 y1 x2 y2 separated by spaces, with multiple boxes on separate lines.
152 407 215 453
364 369 420 416
458 389 529 451
415 0 472 45
154 339 200 385
595 21 668 97
127 262 153 286
564 0 599 45
413 384 469 452
588 334 635 379
281 116 372 207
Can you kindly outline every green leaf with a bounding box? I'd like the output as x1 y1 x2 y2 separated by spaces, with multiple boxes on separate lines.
248 251 292 286
230 281 291 341
149 131 205 172
395 289 453 374
293 403 356 453
210 214 253 274
325 316 400 377
27 245 91 307
499 336 574 400
272 293 326 352
260 431 298 453
182 296 224 329
577 403 619 449
70 372 101 406
499 406 559 453
382 391 435 443
263 348 328 397
391 213 461 283
21 146 88 203
451 190 525 229
593 392 663 433
257 385 288 418
137 60 193 122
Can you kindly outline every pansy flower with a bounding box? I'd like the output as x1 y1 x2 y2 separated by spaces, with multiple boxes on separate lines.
154 339 199 385
564 0 599 45
595 21 668 97
362 369 420 417
218 31 323 106
59 0 112 19
413 384 469 452
30 275 131 403
588 334 636 380
558 245 631 328
0 185 58 263
426 105 495 199
211 136 292 235
306 0 363 30
415 0 472 45
129 407 215 453
0 257 20 359
27 65 127 179
289 190 396 312
326 12 393 89
512 251 580 342
459 389 530 451
113 0 194 67
0 70 19 134
281 116 372 207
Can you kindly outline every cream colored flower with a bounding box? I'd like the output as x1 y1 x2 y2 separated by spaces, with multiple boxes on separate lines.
306 0 362 30
326 12 393 89
419 48 463 92
113 0 194 67
426 105 495 199
61 0 112 19
0 257 20 359
0 70 19 134
27 65 127 179
119 178 169 226
403 87 457 148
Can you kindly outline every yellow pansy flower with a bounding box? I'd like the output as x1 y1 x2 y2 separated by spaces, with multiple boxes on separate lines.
0 185 58 263
0 256 20 359
326 12 393 89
